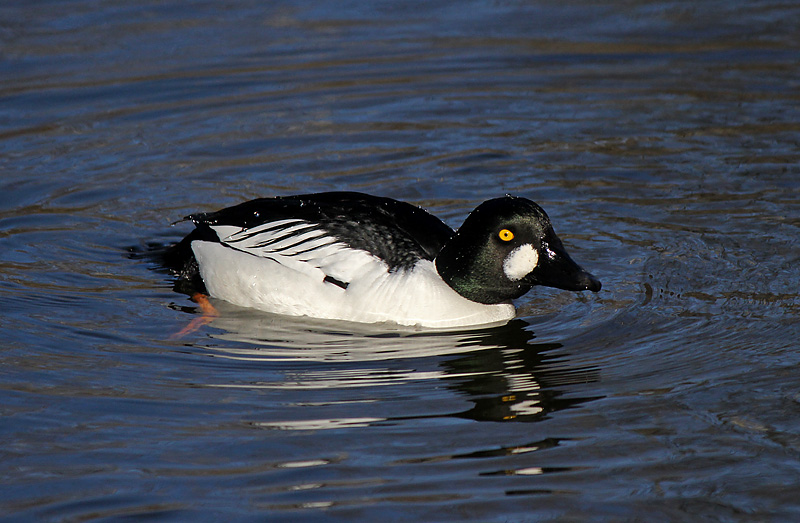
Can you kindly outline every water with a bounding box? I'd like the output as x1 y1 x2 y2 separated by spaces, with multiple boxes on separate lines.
2 0 799 520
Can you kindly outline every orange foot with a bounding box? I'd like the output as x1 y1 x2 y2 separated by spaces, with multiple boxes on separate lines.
170 293 219 339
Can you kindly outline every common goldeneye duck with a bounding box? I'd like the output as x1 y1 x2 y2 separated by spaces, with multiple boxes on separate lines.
164 191 600 329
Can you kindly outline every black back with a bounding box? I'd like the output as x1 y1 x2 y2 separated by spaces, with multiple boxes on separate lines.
163 192 455 292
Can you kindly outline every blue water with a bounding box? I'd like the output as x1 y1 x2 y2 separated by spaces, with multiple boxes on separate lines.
2 0 799 520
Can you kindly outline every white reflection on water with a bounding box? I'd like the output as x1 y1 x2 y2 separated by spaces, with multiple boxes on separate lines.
182 299 520 363
174 300 601 428
258 417 386 430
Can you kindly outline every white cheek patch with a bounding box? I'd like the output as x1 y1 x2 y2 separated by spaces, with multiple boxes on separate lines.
503 244 539 281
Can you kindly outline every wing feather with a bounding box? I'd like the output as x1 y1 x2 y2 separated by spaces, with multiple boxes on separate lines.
207 219 385 285
190 192 455 270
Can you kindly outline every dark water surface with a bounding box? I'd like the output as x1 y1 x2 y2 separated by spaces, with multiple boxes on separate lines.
2 1 799 520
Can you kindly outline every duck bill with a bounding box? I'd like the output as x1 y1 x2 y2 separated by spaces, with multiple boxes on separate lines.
526 240 601 293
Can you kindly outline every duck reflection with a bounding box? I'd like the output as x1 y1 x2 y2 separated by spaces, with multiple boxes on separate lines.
176 301 601 424
440 322 601 423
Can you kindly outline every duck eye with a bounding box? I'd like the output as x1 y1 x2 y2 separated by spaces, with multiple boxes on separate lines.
498 229 514 242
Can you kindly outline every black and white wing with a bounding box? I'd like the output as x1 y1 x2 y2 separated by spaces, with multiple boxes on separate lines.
164 192 455 294
206 218 380 289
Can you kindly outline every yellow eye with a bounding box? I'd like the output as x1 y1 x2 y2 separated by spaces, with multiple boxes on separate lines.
498 229 514 242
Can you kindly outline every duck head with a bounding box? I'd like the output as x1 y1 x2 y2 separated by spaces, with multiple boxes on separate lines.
435 196 601 304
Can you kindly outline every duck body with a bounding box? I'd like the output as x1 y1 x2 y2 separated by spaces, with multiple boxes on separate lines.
164 191 600 329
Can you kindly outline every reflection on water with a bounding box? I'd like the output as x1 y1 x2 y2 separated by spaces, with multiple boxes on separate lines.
191 301 521 362
443 342 600 424
181 302 600 428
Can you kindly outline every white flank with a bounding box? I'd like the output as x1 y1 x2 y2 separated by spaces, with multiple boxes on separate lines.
503 244 539 281
191 238 516 329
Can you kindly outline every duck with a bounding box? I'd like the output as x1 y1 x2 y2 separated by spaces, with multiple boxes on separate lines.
163 191 601 329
